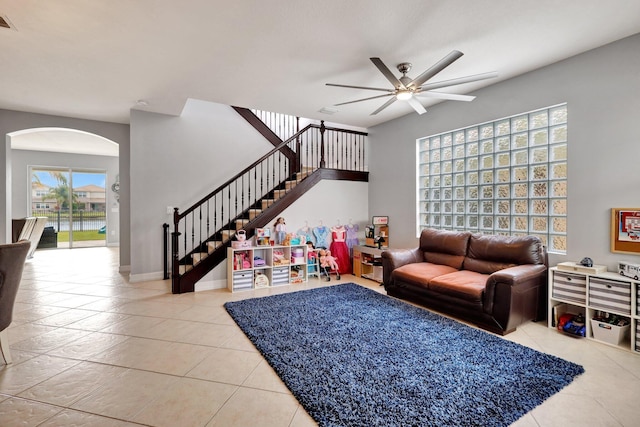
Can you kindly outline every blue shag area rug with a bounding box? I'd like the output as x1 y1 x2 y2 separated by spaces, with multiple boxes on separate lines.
224 283 584 427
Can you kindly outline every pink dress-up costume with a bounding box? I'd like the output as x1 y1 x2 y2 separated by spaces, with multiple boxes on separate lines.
329 225 352 274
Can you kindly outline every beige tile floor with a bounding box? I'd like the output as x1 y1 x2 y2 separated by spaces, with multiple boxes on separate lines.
1 247 639 426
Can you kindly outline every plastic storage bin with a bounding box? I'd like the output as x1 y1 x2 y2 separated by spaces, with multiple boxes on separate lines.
590 319 630 345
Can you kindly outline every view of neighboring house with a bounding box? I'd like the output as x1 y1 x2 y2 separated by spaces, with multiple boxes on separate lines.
73 184 107 211
31 182 53 211
30 182 106 213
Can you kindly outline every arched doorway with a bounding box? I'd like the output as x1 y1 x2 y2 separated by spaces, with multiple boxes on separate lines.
7 128 119 250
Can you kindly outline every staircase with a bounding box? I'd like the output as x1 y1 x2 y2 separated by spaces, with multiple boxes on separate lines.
170 108 368 293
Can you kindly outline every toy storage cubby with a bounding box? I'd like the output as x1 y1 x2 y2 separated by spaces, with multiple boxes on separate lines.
227 244 308 292
548 266 639 354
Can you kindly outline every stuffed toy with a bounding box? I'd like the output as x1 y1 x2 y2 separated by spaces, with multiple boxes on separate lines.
282 232 297 246
318 248 341 281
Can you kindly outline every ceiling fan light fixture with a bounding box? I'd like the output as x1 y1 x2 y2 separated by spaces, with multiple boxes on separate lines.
325 52 497 116
396 90 413 101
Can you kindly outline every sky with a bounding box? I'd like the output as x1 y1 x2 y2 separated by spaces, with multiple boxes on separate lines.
33 170 106 189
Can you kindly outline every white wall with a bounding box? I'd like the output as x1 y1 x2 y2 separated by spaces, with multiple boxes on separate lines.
276 180 368 234
368 33 640 270
0 109 130 266
10 150 119 245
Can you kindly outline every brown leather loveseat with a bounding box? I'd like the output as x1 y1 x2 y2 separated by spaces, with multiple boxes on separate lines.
382 228 547 335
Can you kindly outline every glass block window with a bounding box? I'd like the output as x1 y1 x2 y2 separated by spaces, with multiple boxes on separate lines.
417 104 567 253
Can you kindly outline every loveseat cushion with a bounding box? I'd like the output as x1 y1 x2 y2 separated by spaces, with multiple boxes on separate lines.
392 263 459 289
420 228 471 269
428 270 490 303
463 234 544 274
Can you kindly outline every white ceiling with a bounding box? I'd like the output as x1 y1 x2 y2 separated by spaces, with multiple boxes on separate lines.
1 0 640 129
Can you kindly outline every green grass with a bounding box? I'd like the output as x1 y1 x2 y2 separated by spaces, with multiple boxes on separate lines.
56 230 106 242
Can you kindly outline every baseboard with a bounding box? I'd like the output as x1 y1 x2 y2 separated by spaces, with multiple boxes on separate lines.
129 271 164 283
127 271 226 290
195 278 226 291
119 265 131 273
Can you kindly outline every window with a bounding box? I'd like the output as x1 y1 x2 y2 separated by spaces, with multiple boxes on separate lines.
417 104 567 253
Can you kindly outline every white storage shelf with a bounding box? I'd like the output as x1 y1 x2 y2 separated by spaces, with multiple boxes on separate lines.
227 244 309 292
548 267 640 354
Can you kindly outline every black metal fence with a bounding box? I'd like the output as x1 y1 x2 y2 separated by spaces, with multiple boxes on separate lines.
31 209 106 232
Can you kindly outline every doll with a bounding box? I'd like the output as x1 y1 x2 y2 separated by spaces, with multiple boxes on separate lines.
318 248 341 281
273 217 286 245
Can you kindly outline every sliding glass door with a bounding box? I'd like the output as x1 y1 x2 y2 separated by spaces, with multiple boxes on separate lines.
30 167 107 248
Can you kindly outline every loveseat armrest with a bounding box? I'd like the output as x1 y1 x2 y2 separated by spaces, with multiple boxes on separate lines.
489 264 547 285
381 248 422 286
485 264 548 332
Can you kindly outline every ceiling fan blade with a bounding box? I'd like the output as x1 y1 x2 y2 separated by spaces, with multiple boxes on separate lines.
415 91 476 102
407 97 427 115
371 97 397 115
334 93 394 106
408 50 464 88
370 57 406 89
418 72 498 91
326 83 394 93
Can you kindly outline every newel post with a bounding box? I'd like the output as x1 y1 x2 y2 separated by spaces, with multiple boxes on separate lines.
171 207 181 294
319 120 326 168
295 116 301 173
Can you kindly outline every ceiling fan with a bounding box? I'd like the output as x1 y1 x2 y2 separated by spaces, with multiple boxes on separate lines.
326 50 497 115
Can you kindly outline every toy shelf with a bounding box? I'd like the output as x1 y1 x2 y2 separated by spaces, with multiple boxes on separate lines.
548 266 639 354
227 244 309 292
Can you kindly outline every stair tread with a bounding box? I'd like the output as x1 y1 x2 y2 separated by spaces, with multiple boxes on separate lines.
191 252 209 264
207 241 222 253
178 265 193 274
235 220 250 230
